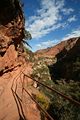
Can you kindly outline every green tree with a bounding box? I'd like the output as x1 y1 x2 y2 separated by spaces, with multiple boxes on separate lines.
24 30 32 40
22 30 32 48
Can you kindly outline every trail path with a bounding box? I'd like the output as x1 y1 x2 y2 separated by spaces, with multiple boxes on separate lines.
0 63 41 120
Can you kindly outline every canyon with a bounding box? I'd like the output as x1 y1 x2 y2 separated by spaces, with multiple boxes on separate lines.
0 0 80 120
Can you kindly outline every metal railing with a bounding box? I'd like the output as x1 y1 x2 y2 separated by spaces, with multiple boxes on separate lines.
11 70 80 120
23 88 54 120
22 72 80 106
11 70 55 120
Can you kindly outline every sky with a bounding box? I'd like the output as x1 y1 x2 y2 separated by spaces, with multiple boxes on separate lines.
22 0 80 52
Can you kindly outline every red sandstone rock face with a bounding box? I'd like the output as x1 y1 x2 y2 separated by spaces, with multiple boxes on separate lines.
0 1 41 120
0 0 24 73
35 37 79 59
0 0 24 54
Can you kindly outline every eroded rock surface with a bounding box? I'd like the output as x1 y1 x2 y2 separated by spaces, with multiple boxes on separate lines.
0 0 24 72
0 0 41 120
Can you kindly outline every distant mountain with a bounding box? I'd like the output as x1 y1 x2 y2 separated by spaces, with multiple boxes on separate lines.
35 37 79 59
34 37 80 81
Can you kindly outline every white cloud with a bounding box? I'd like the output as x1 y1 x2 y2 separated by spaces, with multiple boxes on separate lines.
62 28 80 41
35 39 59 50
26 0 65 39
68 15 77 22
34 27 80 51
61 8 74 15
26 0 75 39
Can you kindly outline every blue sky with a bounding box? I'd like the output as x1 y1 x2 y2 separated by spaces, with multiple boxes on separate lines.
22 0 80 52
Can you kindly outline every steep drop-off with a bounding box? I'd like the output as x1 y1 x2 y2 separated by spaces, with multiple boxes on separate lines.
33 37 80 120
48 37 80 81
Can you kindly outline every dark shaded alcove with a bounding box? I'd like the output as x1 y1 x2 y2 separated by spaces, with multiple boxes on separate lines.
0 0 21 25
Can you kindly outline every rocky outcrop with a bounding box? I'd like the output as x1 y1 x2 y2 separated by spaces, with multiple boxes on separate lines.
0 0 25 74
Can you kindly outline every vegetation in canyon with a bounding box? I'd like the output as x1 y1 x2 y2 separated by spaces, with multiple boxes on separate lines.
0 0 80 120
31 38 80 120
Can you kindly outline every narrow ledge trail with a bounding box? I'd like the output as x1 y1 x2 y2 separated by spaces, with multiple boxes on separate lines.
0 63 41 120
